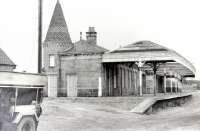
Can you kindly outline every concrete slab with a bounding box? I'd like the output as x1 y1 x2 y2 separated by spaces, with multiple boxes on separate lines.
130 98 157 114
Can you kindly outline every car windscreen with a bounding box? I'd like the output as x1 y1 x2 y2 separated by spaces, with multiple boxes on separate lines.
16 88 37 105
0 88 16 114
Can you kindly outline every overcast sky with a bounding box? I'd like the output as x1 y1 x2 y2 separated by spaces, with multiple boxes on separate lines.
0 0 199 79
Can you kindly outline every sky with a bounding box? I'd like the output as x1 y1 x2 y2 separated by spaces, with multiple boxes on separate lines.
0 0 200 80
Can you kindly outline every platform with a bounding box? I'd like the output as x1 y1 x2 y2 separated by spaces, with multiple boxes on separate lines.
130 93 192 114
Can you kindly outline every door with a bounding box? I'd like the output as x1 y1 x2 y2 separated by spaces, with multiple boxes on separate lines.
66 74 77 97
48 75 57 97
157 75 164 93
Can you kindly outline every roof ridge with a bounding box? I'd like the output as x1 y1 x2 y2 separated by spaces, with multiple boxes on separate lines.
60 40 108 55
75 40 108 51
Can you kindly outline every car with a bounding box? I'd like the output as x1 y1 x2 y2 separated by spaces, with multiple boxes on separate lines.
0 71 47 131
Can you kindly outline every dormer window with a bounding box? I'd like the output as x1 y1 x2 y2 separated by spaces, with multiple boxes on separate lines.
49 55 55 67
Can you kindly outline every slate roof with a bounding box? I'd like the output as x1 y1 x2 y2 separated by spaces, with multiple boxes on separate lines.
44 0 72 49
61 39 108 55
103 40 195 77
0 48 15 66
111 41 168 53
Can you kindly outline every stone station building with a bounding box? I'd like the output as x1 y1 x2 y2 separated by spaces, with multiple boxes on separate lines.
43 1 195 97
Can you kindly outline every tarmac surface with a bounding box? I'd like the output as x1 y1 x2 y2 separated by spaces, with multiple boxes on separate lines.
38 92 200 131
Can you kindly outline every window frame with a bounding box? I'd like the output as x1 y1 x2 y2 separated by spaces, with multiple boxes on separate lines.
49 55 55 67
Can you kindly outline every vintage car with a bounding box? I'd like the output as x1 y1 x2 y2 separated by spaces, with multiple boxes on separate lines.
0 71 46 131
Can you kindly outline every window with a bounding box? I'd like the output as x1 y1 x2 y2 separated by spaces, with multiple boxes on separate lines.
49 55 55 67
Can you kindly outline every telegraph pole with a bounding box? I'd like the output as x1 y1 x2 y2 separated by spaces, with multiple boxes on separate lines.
38 0 43 73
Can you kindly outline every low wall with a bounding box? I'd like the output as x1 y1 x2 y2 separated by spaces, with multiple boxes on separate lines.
145 94 192 114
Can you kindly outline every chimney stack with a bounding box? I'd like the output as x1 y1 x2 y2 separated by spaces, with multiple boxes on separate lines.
86 27 97 44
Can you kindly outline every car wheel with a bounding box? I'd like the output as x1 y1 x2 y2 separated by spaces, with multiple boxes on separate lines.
17 117 36 131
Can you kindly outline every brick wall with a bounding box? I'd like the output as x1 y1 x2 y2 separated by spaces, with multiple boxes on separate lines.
43 42 68 73
60 54 103 97
43 41 69 97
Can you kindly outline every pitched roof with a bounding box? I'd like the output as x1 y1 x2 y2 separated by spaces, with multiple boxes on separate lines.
0 48 15 66
111 41 168 53
44 0 72 49
61 39 108 55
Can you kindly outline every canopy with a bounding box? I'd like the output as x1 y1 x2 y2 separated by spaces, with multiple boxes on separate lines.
103 41 195 77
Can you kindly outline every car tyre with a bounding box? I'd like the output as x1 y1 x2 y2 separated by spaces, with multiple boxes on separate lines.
17 116 36 131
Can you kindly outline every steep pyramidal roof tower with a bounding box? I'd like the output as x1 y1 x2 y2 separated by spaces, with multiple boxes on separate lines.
44 0 72 48
43 0 72 72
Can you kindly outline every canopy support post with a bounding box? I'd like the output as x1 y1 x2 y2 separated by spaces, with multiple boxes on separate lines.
164 68 167 94
136 61 145 96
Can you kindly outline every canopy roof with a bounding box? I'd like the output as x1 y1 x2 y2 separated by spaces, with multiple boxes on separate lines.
0 71 47 87
103 41 195 77
0 85 44 89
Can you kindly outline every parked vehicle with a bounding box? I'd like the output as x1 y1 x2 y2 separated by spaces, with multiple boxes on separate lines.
0 71 47 131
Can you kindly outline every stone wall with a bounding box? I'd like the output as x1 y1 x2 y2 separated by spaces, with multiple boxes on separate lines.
60 54 103 97
43 42 67 73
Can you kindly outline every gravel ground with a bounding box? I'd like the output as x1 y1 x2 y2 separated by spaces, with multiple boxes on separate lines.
38 92 200 131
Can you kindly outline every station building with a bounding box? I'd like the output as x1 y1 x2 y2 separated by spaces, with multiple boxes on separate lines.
43 1 195 97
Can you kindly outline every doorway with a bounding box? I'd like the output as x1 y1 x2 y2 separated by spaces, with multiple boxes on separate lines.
66 74 77 97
